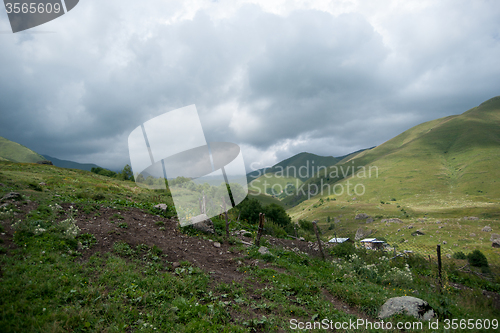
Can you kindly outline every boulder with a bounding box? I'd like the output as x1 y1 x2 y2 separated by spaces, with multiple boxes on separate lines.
492 240 500 248
355 213 370 220
189 214 214 234
366 217 374 223
470 233 476 237
482 226 493 232
1 192 22 201
355 228 372 240
154 204 168 211
379 296 435 321
213 242 221 248
490 233 500 242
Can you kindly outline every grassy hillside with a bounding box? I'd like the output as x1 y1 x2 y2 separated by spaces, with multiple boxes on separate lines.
286 97 500 267
42 154 103 172
0 136 47 163
1 161 499 331
247 152 338 183
286 96 500 208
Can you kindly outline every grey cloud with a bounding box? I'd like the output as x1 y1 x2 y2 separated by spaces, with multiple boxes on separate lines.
0 1 499 170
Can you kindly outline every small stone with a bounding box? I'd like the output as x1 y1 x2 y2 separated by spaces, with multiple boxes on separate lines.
1 192 22 201
258 246 270 255
154 204 168 211
442 241 447 244
482 226 492 232
172 262 180 269
213 242 221 248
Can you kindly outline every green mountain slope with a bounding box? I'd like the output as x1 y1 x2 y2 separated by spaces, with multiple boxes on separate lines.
247 152 338 183
288 96 500 211
0 136 47 163
42 155 102 172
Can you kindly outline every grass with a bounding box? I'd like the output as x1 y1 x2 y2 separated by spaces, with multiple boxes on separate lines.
0 136 47 163
1 153 500 331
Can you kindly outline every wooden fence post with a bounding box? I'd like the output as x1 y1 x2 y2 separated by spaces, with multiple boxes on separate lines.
222 197 229 240
437 244 442 291
255 213 265 246
312 220 325 260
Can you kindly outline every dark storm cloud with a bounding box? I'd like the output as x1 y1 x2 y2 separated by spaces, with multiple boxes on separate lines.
0 1 499 170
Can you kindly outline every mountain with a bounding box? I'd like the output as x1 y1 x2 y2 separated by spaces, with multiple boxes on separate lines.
247 152 339 183
288 96 500 209
0 136 47 163
41 155 102 172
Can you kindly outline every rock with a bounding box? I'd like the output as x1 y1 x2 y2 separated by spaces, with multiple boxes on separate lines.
482 226 493 232
39 182 46 186
366 217 374 223
355 228 372 241
468 217 479 220
438 226 443 229
408 225 414 229
492 240 500 248
355 213 370 220
381 218 404 224
397 229 401 232
154 204 168 211
334 217 340 223
172 262 180 269
37 160 53 165
490 233 500 242
470 233 476 237
446 254 451 259
379 296 435 321
0 203 8 209
1 192 22 201
442 241 447 244
213 242 221 248
258 246 270 255
299 237 305 241
77 242 83 250
190 214 214 234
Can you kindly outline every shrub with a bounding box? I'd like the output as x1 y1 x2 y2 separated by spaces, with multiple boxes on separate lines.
467 250 489 268
331 242 355 258
452 251 467 260
298 219 314 232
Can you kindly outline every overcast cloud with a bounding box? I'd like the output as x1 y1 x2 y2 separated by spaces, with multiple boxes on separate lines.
1 0 499 172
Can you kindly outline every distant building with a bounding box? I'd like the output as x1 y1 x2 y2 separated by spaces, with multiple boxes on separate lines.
328 237 351 244
360 238 385 250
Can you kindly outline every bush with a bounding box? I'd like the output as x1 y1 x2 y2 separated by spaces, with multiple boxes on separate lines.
331 242 355 258
452 251 467 260
298 219 314 232
467 250 489 268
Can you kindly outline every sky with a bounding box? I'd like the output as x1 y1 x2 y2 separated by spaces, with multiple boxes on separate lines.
1 0 500 173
